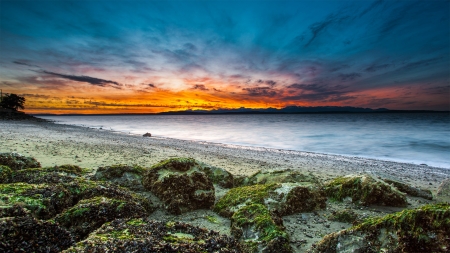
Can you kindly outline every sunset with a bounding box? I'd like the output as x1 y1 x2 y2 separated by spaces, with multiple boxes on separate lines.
1 0 449 114
1 1 449 252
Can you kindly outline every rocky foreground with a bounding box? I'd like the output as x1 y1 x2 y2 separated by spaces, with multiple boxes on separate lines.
1 152 449 252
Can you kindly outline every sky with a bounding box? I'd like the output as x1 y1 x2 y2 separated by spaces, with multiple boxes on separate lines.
0 0 449 114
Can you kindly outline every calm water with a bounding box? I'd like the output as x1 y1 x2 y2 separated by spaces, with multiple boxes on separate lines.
38 113 450 169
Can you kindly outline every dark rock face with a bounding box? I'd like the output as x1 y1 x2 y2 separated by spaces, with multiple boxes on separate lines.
310 203 450 253
0 153 41 171
0 216 74 252
92 164 147 191
142 158 215 214
54 197 148 241
63 218 242 253
325 174 408 207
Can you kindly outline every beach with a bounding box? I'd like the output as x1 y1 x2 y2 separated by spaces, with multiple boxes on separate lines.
1 118 449 252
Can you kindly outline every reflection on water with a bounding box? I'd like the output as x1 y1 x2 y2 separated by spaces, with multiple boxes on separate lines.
39 113 450 168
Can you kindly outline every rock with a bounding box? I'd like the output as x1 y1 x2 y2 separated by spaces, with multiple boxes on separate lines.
0 216 74 252
325 174 408 207
384 178 433 200
142 158 215 214
0 152 41 170
310 203 450 253
231 204 292 253
54 196 147 241
243 169 321 186
6 166 85 184
63 218 242 252
437 178 450 203
328 209 359 224
143 132 152 137
214 182 326 217
200 163 235 188
0 165 12 183
92 164 147 191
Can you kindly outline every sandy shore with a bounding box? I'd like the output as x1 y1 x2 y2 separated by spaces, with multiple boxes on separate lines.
1 118 449 251
1 118 448 191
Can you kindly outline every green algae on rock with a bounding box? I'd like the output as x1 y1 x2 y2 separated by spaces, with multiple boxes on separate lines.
231 204 292 253
0 152 41 171
384 178 433 200
214 182 326 217
54 196 148 241
63 218 242 252
0 182 74 219
310 203 450 253
0 165 12 183
0 215 74 252
324 174 407 207
142 157 215 214
327 209 359 224
6 167 81 184
92 164 147 191
437 178 450 203
243 169 321 186
200 163 235 188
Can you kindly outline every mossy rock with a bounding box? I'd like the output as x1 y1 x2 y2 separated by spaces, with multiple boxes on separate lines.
0 152 41 170
0 203 31 218
142 158 215 214
325 174 407 207
63 218 242 252
0 215 74 252
231 204 292 253
311 203 450 253
243 169 321 186
62 178 155 214
328 209 359 224
0 165 12 183
200 163 235 188
0 182 74 219
436 178 450 203
384 178 433 200
92 164 147 191
6 167 81 184
54 197 147 241
214 182 326 217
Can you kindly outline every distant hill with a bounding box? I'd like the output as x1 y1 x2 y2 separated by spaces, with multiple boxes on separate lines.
160 106 391 115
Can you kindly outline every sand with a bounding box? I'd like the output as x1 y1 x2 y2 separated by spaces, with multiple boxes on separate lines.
1 118 449 251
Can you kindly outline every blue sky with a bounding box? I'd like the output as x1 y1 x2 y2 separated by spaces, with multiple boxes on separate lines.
0 0 449 113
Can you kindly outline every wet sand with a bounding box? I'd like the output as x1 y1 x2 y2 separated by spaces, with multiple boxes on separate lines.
1 118 449 252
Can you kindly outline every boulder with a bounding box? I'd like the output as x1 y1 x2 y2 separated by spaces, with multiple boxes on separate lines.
0 152 41 170
327 209 359 224
54 197 147 241
63 218 242 252
310 203 450 253
200 163 235 188
92 164 147 191
324 174 407 206
243 169 321 186
143 132 152 137
142 158 215 214
0 165 12 183
384 178 433 200
214 182 326 217
6 165 87 184
231 204 292 253
0 216 74 252
436 178 450 203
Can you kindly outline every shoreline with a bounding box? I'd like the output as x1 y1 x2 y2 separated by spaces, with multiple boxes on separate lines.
1 118 449 192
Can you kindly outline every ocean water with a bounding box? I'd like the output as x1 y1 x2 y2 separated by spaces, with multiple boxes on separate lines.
38 113 450 169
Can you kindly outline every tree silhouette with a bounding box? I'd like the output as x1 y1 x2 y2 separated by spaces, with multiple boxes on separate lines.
0 93 25 111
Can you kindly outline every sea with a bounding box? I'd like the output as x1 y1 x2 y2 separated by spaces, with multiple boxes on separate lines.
37 113 450 169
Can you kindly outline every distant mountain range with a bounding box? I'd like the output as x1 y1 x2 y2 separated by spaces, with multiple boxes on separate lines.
161 106 393 114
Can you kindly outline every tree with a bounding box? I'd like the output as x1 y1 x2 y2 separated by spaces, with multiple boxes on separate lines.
0 93 25 111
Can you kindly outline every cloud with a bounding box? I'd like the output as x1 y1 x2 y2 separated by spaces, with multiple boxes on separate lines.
285 83 352 102
338 73 361 81
243 87 277 97
147 83 156 88
39 70 122 88
192 84 209 91
305 13 350 47
13 60 40 68
365 63 391 72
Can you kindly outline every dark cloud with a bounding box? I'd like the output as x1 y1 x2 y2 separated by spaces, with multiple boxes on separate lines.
338 73 361 81
265 80 277 87
285 83 352 102
243 87 277 97
305 13 350 47
365 63 391 72
192 84 209 91
39 70 122 87
213 88 222 92
147 83 156 88
13 60 40 68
